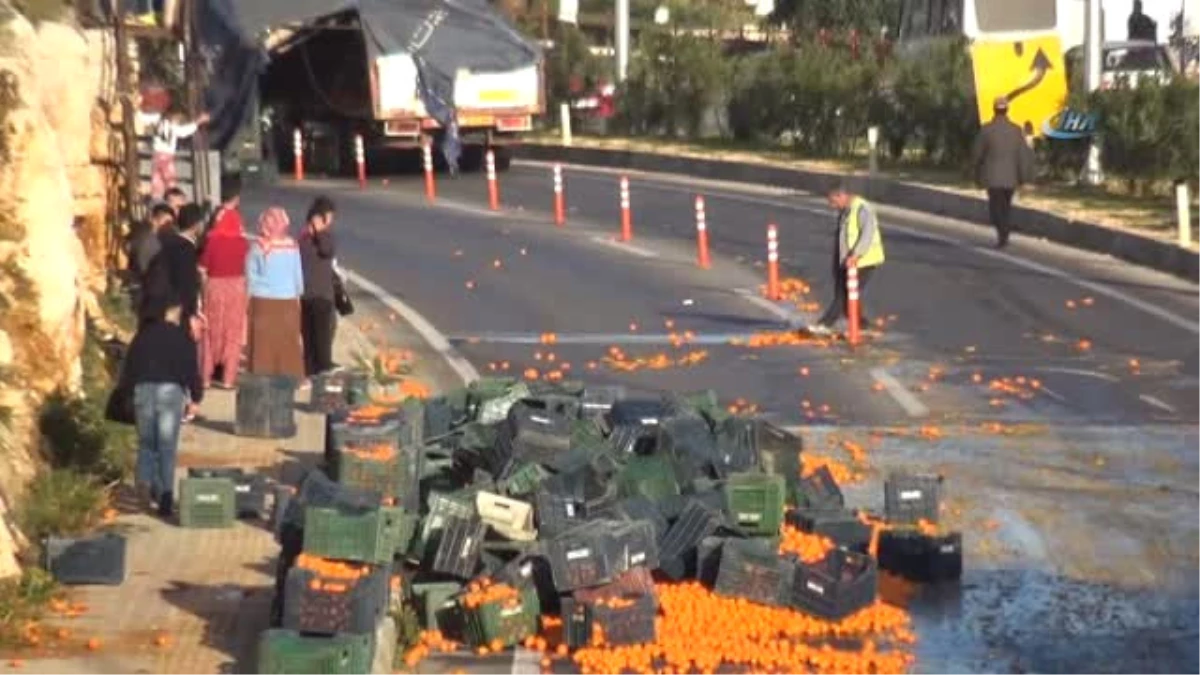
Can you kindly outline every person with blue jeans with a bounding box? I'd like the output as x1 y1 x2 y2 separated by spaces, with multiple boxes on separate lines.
121 292 203 518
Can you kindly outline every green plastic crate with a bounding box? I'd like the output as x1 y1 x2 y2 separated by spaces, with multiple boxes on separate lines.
412 582 463 632
502 461 551 497
303 505 405 564
394 512 420 559
413 493 475 561
724 472 786 536
335 445 402 496
179 477 236 528
461 585 540 648
257 629 374 674
616 454 682 503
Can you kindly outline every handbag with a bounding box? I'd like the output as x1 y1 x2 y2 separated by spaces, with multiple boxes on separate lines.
104 381 136 426
332 272 354 317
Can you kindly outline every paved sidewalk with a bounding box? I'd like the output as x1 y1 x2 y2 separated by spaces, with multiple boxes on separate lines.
3 300 440 675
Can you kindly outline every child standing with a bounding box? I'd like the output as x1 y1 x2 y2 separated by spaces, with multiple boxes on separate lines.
136 107 210 202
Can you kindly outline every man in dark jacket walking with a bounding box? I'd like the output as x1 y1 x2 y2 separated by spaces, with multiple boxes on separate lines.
971 96 1036 248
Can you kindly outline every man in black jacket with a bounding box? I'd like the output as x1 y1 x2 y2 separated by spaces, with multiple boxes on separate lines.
971 96 1036 248
143 203 205 339
299 196 339 377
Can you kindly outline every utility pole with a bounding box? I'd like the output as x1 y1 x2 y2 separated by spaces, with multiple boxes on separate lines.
1083 0 1104 185
616 0 629 82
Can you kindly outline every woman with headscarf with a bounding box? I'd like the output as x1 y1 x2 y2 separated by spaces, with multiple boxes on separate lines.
245 206 305 381
198 176 249 389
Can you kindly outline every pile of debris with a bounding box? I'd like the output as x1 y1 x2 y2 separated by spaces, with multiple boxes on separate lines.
257 375 962 673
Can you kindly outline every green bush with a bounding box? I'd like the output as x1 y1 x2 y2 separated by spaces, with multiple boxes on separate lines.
37 332 135 484
17 469 107 543
880 38 978 166
0 568 59 649
545 24 609 111
617 30 728 138
1091 78 1200 194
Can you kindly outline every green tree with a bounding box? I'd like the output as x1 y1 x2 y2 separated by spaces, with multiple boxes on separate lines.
770 0 900 39
617 29 728 138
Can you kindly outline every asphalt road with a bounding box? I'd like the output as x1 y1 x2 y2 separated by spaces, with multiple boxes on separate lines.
241 159 1199 673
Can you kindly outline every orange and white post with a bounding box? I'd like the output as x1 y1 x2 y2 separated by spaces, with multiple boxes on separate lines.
485 149 500 211
619 176 632 242
552 163 565 227
292 128 304 181
694 195 710 269
422 140 436 202
354 134 366 189
766 223 780 300
846 261 862 346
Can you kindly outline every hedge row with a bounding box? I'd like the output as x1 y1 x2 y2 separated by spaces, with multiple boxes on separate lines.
600 30 1198 192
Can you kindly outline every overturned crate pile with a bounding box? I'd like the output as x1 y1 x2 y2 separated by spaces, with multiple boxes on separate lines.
261 375 962 673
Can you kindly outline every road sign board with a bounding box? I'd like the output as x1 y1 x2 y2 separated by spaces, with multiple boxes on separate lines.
970 35 1069 139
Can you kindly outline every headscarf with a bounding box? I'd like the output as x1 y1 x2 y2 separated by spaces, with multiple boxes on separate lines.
208 204 243 239
256 207 295 256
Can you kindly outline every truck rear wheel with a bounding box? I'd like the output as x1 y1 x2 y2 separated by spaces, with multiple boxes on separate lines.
491 147 512 172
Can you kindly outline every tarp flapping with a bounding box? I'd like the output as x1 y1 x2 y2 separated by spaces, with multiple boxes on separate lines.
223 0 540 127
196 0 269 150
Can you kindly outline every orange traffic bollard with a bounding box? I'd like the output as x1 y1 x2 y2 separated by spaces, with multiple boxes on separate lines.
486 149 500 210
694 195 710 269
422 140 436 202
354 134 366 189
619 176 632 242
553 163 565 226
766 223 780 300
846 261 861 346
292 128 304 181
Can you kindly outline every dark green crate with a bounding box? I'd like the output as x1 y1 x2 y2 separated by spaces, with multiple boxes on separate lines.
502 461 551 497
394 511 420 558
461 585 540 648
257 629 374 674
413 493 475 561
302 505 404 564
335 447 401 497
724 472 786 536
616 453 681 503
412 582 462 631
179 477 237 528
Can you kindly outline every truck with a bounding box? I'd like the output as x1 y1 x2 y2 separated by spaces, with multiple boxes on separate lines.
250 3 543 176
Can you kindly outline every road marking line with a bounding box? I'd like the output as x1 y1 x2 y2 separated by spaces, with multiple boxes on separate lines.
1038 385 1068 403
734 288 812 326
546 163 1199 335
449 331 767 345
869 367 931 418
342 269 480 386
1139 394 1176 413
511 648 542 675
589 234 659 258
1032 366 1123 382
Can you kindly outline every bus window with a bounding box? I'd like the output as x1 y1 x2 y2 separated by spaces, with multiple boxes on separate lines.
973 0 1055 34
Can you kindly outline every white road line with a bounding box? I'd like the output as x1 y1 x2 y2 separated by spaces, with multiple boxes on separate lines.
511 648 542 675
734 288 812 326
1139 394 1177 413
426 198 503 219
1034 366 1122 382
540 163 1199 335
869 367 931 418
1038 385 1068 403
341 269 481 385
589 234 659 258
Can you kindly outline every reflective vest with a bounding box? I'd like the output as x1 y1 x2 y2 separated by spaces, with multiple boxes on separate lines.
847 196 885 268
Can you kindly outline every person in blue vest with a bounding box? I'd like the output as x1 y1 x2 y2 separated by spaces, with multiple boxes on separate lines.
808 182 885 336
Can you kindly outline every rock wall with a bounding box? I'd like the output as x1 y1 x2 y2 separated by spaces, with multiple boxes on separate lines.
0 6 120 579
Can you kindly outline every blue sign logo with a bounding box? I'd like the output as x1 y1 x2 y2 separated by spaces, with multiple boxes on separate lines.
1043 109 1098 140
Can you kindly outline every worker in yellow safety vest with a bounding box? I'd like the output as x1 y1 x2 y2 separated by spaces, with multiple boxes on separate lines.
808 183 885 336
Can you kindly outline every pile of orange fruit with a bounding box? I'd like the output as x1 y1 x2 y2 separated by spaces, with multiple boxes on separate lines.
295 554 374 590
602 347 710 373
568 581 916 675
347 405 392 423
342 442 396 462
801 453 863 485
778 525 837 563
460 579 521 610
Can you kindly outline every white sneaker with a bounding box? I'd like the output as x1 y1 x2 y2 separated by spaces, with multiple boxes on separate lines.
806 324 834 336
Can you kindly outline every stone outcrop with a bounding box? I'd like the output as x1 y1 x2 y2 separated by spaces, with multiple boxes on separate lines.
0 5 120 578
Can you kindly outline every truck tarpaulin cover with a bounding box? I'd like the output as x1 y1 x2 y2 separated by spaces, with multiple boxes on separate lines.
196 0 268 151
228 0 540 127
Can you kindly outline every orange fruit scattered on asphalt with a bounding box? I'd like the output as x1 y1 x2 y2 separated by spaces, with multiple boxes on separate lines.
56 628 69 639
871 382 885 392
524 368 539 380
1129 358 1140 369
465 280 476 290
493 259 503 269
86 638 101 651
1077 339 1092 351
799 366 810 376
629 322 638 332
971 372 983 383
153 634 170 648
1082 296 1094 306
1066 300 1076 309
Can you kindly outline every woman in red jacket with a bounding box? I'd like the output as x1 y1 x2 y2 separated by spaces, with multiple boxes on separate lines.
199 177 250 389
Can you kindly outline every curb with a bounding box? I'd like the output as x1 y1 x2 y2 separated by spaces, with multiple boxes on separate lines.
517 143 1199 283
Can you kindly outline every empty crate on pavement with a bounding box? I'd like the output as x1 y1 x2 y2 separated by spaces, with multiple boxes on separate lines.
42 533 127 585
179 476 237 529
187 467 269 519
258 375 965 673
